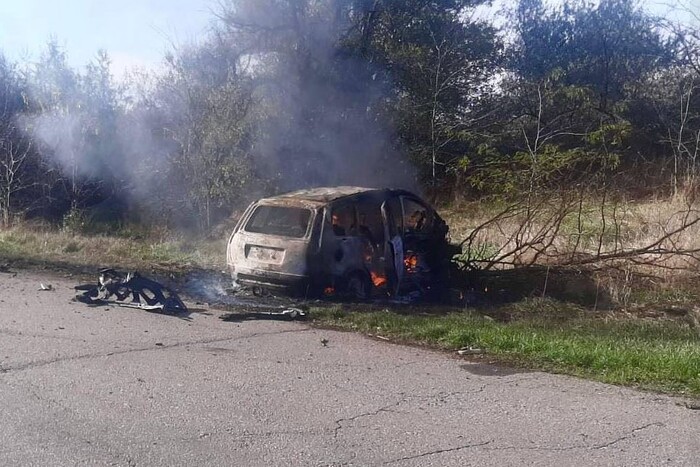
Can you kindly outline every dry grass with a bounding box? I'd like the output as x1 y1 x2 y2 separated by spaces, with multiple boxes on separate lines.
447 195 700 262
0 224 227 272
442 194 700 309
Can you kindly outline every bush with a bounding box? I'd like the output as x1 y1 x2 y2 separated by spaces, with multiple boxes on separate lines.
62 207 86 234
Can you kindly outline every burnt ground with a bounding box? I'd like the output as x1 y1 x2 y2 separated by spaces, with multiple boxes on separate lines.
0 265 698 465
4 255 696 328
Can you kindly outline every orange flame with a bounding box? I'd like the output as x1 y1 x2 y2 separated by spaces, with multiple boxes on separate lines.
324 286 335 296
370 271 387 287
404 253 418 271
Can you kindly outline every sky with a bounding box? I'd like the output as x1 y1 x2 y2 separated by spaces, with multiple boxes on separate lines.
0 0 695 80
0 0 215 79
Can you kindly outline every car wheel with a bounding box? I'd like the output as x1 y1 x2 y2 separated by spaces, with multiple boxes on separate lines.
342 271 371 301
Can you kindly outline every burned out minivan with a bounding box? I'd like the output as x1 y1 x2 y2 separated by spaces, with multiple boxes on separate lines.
226 187 453 299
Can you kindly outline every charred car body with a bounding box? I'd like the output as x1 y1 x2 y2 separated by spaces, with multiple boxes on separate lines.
226 187 455 299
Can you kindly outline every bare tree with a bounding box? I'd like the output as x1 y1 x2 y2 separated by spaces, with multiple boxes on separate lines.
668 77 700 193
0 58 34 226
0 136 33 226
655 2 700 193
423 21 498 190
662 0 700 76
457 183 700 277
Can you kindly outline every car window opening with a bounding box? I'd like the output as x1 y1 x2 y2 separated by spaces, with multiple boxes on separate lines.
245 205 311 238
402 198 431 234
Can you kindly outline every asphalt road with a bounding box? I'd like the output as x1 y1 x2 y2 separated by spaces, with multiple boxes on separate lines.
0 269 698 466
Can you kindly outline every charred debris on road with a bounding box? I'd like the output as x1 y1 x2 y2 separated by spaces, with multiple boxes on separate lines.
75 268 188 313
73 268 309 320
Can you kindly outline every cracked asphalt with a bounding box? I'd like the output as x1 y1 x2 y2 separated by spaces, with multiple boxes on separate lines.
0 270 698 466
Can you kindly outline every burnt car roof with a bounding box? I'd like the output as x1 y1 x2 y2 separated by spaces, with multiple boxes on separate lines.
258 186 420 208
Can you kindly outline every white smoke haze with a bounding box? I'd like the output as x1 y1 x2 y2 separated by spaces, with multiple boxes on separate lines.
223 0 417 191
26 111 87 177
18 0 420 229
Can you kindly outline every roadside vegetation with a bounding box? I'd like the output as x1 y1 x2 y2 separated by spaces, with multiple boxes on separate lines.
3 200 700 398
0 223 225 272
310 301 700 397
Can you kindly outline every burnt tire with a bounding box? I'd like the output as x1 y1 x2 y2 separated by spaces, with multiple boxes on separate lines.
340 271 372 301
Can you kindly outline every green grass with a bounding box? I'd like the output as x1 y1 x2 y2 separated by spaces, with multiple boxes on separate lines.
310 302 700 397
629 285 700 307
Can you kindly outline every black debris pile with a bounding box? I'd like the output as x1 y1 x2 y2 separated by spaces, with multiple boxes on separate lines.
75 268 187 313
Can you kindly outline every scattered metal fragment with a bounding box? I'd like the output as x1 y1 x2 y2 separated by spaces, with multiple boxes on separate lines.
39 283 53 291
118 303 168 311
219 306 307 322
457 347 484 356
75 268 187 313
281 307 306 319
243 307 306 319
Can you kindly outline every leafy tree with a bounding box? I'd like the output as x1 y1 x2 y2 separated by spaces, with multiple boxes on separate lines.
138 36 257 230
512 0 674 115
358 0 501 190
461 0 678 200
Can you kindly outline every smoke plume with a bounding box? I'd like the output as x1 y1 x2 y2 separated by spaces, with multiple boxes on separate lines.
20 1 419 229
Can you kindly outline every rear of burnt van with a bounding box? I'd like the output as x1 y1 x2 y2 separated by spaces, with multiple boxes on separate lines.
227 197 319 294
226 187 450 298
